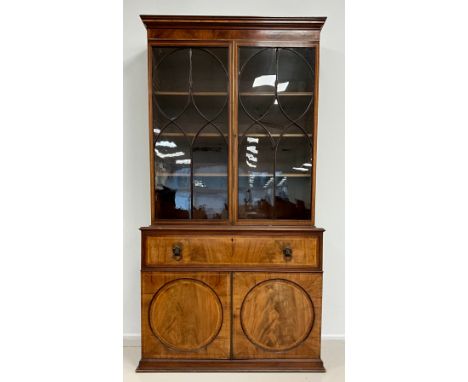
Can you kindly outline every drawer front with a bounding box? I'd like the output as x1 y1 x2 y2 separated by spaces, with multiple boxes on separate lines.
233 272 322 359
232 236 319 267
144 234 320 268
145 236 233 265
141 271 230 359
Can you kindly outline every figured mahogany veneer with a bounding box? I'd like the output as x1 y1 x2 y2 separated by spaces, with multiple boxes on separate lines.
137 15 327 372
233 273 322 359
141 272 230 359
143 234 320 268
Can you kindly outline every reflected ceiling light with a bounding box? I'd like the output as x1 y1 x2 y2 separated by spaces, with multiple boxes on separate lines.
155 140 177 148
303 163 312 167
153 128 161 134
245 153 257 162
176 159 191 165
246 160 257 168
155 149 185 158
252 74 275 88
246 145 258 154
292 167 308 172
277 82 289 92
252 75 289 92
274 99 278 105
247 137 259 143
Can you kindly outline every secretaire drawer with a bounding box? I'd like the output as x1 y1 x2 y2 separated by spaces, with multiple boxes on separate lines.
144 236 233 266
232 236 320 267
143 234 321 268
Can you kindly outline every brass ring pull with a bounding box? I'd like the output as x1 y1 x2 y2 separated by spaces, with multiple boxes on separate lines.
172 244 182 261
283 246 292 261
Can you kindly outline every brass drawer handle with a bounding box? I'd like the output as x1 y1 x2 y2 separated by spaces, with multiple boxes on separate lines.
283 246 292 261
172 244 182 261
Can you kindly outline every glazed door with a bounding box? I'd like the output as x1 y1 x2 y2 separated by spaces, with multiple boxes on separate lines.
236 45 317 222
232 272 322 359
151 45 230 221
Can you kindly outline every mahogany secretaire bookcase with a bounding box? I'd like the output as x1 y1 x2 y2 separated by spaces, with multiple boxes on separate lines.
137 15 327 372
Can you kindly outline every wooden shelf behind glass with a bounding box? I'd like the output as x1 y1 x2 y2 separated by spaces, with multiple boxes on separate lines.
157 173 227 177
155 133 311 138
154 91 312 96
157 173 311 177
238 173 311 177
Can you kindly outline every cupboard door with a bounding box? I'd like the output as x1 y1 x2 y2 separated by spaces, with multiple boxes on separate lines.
152 46 229 220
233 272 322 359
237 47 316 220
141 272 230 359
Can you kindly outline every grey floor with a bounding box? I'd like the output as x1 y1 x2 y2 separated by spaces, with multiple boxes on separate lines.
123 339 344 382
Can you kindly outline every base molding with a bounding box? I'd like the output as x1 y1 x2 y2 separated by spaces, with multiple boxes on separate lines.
136 358 326 372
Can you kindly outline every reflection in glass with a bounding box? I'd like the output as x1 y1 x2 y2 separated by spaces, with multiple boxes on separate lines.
277 48 314 93
238 125 275 219
275 126 312 219
238 47 315 219
154 125 191 219
153 46 229 220
192 125 228 219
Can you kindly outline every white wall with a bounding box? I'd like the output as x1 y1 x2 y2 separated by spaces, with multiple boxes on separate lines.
124 0 344 338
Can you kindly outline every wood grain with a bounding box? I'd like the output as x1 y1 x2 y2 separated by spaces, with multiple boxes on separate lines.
149 279 223 351
141 272 230 359
140 15 327 31
145 236 232 265
141 225 325 232
136 358 325 372
233 273 322 359
144 235 319 267
240 279 314 351
233 236 319 267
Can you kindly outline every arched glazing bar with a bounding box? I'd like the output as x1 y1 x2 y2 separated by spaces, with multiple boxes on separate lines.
153 46 229 219
238 46 315 219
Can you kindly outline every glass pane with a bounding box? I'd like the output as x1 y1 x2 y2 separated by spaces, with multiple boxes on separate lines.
239 48 276 124
238 125 275 219
277 48 314 93
277 48 315 126
192 125 228 219
192 48 229 93
275 126 312 219
153 48 190 93
154 125 191 219
238 46 315 220
152 46 229 220
192 48 229 133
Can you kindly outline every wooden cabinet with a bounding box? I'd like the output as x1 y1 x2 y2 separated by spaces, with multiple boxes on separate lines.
137 15 327 372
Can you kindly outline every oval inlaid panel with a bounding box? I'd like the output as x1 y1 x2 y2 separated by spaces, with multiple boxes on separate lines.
240 279 314 352
149 278 223 351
